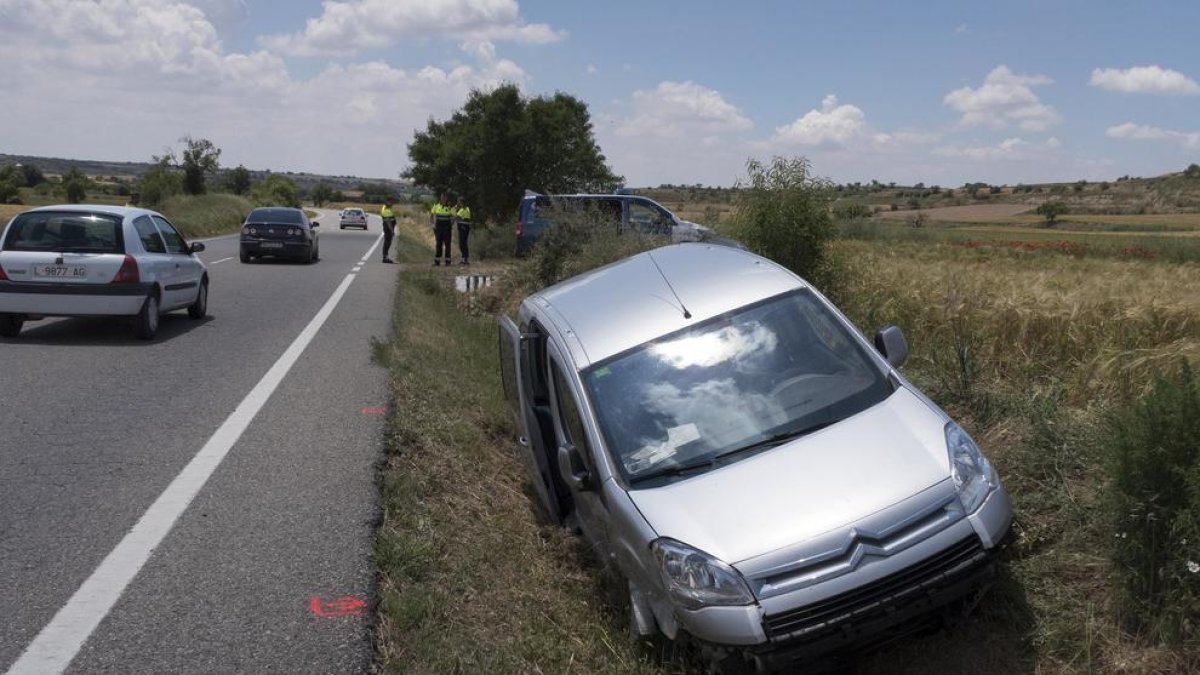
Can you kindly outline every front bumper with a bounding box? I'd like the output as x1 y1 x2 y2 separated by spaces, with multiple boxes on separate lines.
241 239 310 257
0 280 150 316
674 485 1011 666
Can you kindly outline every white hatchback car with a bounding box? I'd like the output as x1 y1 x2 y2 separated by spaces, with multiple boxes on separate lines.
0 205 208 340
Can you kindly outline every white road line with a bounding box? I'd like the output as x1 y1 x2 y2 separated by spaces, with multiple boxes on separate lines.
5 244 374 675
360 233 384 263
209 257 233 265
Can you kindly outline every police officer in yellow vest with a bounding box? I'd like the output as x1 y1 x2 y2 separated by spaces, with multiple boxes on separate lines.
430 194 454 266
380 197 397 264
454 197 472 266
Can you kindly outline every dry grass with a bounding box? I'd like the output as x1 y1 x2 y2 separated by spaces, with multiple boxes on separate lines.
373 223 685 674
877 203 1035 222
832 239 1200 674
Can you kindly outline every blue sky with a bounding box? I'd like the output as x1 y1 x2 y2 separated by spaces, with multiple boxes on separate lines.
1 0 1197 187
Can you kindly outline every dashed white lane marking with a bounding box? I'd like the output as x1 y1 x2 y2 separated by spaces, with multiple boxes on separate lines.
209 257 233 265
4 237 379 675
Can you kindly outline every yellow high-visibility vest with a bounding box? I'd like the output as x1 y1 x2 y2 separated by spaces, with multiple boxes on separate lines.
455 206 471 222
380 204 395 219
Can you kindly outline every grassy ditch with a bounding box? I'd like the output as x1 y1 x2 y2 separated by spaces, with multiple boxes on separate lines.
373 223 679 674
375 219 1200 673
159 193 253 238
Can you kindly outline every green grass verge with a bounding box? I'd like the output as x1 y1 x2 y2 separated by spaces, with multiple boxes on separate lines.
159 193 254 238
374 224 683 674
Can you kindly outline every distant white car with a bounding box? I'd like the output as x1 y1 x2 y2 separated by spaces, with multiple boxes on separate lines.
339 207 368 230
0 205 208 340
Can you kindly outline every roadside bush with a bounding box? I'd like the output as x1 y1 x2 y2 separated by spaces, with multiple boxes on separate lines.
731 156 839 291
251 174 300 208
160 193 253 238
139 163 184 206
1105 359 1200 645
60 167 90 203
833 201 873 220
470 224 518 261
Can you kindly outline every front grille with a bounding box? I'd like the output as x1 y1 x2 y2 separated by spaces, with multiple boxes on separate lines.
762 535 987 642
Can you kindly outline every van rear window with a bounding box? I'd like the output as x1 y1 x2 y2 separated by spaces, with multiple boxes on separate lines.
2 212 125 254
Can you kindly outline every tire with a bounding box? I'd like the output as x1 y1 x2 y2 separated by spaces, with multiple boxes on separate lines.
340 225 346 230
240 250 252 263
308 244 319 263
133 293 160 340
0 314 23 338
187 280 208 319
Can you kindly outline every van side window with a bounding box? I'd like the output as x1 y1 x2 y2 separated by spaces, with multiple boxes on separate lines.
551 359 593 467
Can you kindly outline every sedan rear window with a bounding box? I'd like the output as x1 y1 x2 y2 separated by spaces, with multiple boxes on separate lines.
247 208 303 225
2 212 125 254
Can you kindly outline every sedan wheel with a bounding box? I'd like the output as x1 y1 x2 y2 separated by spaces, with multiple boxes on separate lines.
240 250 252 263
0 314 24 338
188 281 208 319
134 293 160 340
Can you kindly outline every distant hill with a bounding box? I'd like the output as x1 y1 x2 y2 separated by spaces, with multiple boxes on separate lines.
0 152 429 198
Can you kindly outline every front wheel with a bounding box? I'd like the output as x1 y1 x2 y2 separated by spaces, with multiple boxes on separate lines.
187 281 208 319
240 250 252 263
0 314 24 338
134 293 160 340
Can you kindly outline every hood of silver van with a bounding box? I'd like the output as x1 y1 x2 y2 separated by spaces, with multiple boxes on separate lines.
627 387 951 565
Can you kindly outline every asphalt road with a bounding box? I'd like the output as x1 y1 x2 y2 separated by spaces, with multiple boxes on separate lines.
0 210 397 674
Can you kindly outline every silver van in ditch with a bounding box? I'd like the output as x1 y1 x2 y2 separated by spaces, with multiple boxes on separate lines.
497 243 1012 671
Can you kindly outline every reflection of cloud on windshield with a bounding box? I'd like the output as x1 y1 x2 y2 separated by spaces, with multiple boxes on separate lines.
650 322 778 369
643 378 787 449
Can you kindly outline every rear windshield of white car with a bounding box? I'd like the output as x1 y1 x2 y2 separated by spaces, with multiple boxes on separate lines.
584 289 894 487
2 212 125 254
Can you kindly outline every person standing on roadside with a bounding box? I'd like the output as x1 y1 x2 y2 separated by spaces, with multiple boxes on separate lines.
380 197 397 264
430 194 454 266
454 196 472 265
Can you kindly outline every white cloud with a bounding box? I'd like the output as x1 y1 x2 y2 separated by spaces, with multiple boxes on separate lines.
0 0 530 178
1106 123 1200 149
944 65 1061 131
586 64 598 75
1089 65 1200 95
933 137 1064 161
260 0 564 56
616 81 752 139
773 94 866 146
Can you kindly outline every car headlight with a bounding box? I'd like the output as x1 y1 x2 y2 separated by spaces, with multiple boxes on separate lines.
945 421 995 513
651 538 754 610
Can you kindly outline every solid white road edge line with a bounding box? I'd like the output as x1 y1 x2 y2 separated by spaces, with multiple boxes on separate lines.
360 233 384 262
5 256 371 675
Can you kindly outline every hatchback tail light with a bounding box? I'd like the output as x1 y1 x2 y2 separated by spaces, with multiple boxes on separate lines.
111 255 140 284
0 264 7 281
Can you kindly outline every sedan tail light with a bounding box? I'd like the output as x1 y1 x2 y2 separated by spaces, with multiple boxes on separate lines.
515 221 523 237
111 255 140 284
0 264 7 281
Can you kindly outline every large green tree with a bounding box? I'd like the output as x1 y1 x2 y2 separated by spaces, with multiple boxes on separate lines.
178 136 221 195
405 84 621 225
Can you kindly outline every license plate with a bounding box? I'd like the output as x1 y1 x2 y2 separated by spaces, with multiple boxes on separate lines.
261 242 284 249
32 264 87 278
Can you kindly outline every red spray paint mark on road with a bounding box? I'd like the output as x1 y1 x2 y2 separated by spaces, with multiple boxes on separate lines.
309 595 367 617
361 406 386 415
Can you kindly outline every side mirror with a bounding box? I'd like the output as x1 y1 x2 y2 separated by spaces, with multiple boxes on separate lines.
557 443 592 492
189 242 206 254
874 324 908 368
309 220 320 227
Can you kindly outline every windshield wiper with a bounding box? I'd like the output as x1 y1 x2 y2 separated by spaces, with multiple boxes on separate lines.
628 419 840 486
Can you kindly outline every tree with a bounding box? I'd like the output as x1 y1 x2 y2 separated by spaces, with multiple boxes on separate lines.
0 165 22 203
138 157 183 206
405 84 621 225
60 167 90 203
20 164 45 187
310 183 334 206
251 174 299 207
226 165 251 195
1185 163 1200 179
1036 201 1068 227
731 157 838 289
178 136 221 195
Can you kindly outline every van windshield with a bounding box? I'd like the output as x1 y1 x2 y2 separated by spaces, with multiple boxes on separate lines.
583 289 893 487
